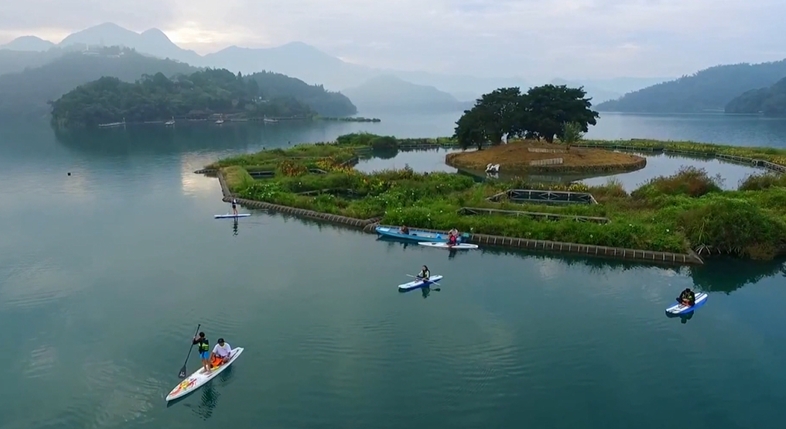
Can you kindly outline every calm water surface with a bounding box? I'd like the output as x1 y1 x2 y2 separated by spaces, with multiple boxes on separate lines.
1 113 786 429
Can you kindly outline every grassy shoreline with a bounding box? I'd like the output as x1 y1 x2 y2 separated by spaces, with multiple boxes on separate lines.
208 133 786 260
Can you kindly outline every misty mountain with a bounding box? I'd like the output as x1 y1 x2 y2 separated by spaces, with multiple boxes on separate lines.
549 78 621 104
341 75 470 113
0 35 55 52
0 47 196 118
596 59 786 113
58 22 204 65
725 77 786 117
0 22 669 108
0 23 528 101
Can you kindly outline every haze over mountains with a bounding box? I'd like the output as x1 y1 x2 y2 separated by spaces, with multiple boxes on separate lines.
0 23 666 105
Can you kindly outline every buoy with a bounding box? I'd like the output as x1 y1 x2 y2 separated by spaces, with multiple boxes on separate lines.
67 172 71 176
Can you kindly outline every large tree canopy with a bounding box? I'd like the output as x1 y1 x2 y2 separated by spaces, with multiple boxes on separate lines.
453 84 599 149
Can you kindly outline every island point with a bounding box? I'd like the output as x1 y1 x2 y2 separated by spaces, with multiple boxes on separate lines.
199 85 786 265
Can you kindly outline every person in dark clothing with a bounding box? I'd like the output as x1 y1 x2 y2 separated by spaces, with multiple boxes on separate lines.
416 265 430 281
678 288 696 306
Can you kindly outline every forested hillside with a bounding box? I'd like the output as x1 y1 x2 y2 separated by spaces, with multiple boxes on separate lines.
725 77 786 117
51 69 319 127
596 60 786 113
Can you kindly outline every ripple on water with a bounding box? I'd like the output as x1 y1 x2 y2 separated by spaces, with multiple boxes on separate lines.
0 259 85 310
22 344 58 380
78 358 160 428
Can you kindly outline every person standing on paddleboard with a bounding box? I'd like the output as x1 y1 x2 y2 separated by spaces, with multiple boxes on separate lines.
231 198 238 216
193 332 211 374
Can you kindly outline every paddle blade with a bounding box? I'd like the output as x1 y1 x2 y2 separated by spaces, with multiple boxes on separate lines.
178 365 187 378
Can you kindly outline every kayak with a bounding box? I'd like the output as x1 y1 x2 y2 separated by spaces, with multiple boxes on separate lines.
665 293 708 315
398 275 443 291
418 242 478 250
214 213 251 219
166 347 244 401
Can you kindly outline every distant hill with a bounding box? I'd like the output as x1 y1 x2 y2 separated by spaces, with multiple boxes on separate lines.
0 23 529 99
51 69 321 127
0 47 197 118
0 46 357 119
0 36 55 52
57 22 204 65
596 60 786 113
0 22 676 104
246 71 356 116
725 77 786 117
549 78 621 104
340 75 470 113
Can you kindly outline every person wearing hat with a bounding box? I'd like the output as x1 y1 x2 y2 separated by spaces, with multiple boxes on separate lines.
210 338 233 367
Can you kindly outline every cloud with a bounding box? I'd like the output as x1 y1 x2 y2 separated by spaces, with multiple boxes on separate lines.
0 0 784 79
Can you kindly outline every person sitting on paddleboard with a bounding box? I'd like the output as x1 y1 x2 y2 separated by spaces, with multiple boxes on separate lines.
231 198 238 216
417 265 430 281
678 288 696 306
400 225 409 235
447 233 458 246
210 338 232 367
193 332 211 374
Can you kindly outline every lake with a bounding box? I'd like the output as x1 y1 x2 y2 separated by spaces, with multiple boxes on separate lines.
1 112 785 429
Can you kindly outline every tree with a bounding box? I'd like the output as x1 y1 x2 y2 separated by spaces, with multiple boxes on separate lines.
453 84 599 147
453 87 525 149
521 84 598 143
560 122 584 150
454 108 489 150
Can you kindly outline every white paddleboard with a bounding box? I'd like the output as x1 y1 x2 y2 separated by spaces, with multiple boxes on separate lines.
166 347 244 401
418 242 478 250
214 213 251 219
398 275 443 291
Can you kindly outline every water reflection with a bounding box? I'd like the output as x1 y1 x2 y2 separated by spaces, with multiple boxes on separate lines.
666 311 696 324
688 257 786 294
232 218 239 237
254 208 785 295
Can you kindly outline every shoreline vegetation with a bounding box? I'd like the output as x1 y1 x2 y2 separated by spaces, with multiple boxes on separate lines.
203 132 786 263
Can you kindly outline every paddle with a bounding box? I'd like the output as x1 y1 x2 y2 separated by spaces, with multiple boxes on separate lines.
178 323 201 378
406 274 441 291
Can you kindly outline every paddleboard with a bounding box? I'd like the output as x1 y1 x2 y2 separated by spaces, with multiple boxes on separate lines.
666 293 708 315
418 242 478 250
166 347 244 401
214 213 251 219
398 275 443 291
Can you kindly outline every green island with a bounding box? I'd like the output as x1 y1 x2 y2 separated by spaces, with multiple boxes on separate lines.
206 85 786 262
50 67 357 127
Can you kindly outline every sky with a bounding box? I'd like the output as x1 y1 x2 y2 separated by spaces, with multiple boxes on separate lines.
0 0 785 80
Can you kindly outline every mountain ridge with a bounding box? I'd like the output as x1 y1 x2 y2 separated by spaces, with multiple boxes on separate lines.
0 22 664 102
341 75 470 113
596 60 786 113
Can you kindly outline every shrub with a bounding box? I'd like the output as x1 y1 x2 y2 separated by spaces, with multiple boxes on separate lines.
738 172 786 191
672 197 786 259
632 166 723 199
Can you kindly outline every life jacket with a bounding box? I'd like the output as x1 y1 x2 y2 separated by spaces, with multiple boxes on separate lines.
197 339 209 353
